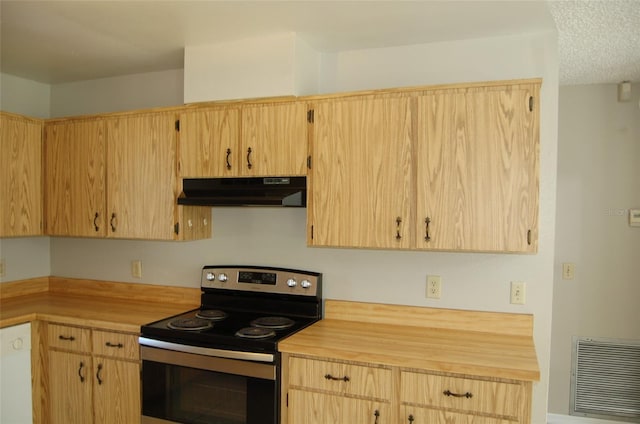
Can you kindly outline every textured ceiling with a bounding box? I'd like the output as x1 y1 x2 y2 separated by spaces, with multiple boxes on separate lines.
0 1 638 86
549 0 640 85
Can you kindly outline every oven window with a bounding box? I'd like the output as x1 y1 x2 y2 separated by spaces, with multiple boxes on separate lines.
142 360 276 424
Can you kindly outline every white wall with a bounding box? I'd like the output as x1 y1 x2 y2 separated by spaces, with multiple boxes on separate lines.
548 84 640 414
49 69 183 117
0 73 51 118
44 31 558 423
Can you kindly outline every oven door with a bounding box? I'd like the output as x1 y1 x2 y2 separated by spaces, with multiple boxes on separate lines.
140 341 278 424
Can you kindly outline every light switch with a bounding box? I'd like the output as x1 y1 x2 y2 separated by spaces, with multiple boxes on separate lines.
629 209 640 227
562 263 575 280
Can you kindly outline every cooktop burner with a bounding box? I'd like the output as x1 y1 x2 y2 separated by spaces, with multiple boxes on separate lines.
235 327 277 339
167 317 214 331
250 316 295 330
195 309 228 321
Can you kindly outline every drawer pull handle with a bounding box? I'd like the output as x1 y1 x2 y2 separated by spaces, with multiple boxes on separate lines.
105 342 124 348
324 373 350 382
443 389 473 398
59 335 76 341
395 217 402 240
246 147 253 169
93 212 99 232
408 415 414 423
424 217 431 242
78 361 85 382
96 363 103 385
226 148 232 170
374 409 380 424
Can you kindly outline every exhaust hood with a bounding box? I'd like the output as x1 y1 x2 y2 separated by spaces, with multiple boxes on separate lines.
178 177 306 207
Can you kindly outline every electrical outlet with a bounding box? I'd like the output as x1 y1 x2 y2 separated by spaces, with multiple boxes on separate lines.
131 260 142 279
426 275 442 299
0 259 5 278
562 263 575 280
510 281 526 305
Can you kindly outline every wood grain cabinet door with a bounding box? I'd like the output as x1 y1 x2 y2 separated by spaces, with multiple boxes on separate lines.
288 389 388 424
0 112 43 237
240 102 308 176
93 358 141 424
106 112 177 240
308 96 413 249
401 406 514 424
178 107 240 177
48 350 93 424
416 84 539 253
45 119 106 237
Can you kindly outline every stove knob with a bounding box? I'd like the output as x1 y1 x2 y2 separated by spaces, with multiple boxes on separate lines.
205 272 216 281
218 273 228 283
300 279 312 289
286 278 297 288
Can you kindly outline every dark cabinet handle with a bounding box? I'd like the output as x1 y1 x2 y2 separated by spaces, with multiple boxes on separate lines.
110 213 116 232
443 389 473 398
374 409 380 424
59 335 76 341
105 342 123 348
424 217 431 242
226 148 232 170
408 415 414 423
396 217 402 240
93 212 99 232
246 147 253 169
96 363 103 385
324 373 350 382
78 361 85 383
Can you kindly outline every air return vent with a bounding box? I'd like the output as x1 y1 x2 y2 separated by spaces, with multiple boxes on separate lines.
570 337 640 422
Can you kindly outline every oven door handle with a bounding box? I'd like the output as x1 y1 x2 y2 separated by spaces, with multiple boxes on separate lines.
139 338 276 380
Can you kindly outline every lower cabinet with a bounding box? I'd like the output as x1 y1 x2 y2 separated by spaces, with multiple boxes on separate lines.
284 354 532 424
46 323 140 424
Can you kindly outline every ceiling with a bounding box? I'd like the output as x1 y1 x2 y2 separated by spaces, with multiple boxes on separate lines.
1 1 639 86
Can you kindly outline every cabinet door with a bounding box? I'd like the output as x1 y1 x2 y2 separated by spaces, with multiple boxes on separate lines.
416 84 539 252
0 113 43 237
241 102 307 176
309 96 413 248
178 107 240 177
45 120 106 236
106 113 177 239
402 406 514 424
48 350 93 424
288 389 387 424
93 358 140 424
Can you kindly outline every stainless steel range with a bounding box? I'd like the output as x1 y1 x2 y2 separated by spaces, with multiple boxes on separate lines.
139 265 322 424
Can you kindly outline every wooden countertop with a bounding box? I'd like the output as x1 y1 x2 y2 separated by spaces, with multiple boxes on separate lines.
279 300 540 382
0 277 200 333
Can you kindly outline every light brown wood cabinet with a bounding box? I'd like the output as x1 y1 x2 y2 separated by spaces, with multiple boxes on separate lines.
284 354 531 424
46 322 140 424
285 355 392 424
44 112 210 240
307 80 540 253
178 101 308 178
0 112 43 237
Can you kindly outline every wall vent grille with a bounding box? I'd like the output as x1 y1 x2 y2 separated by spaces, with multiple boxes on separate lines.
570 337 640 422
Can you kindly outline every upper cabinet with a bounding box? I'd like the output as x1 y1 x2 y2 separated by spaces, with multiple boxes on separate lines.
308 80 540 253
0 112 43 237
178 101 308 178
308 95 414 249
45 111 210 241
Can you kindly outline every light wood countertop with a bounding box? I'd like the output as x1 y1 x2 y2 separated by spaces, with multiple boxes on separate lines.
0 277 200 332
279 300 540 382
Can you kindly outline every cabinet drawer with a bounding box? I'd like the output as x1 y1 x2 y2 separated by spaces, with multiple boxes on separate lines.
289 357 391 400
92 330 139 360
400 371 522 417
401 405 516 424
48 323 91 352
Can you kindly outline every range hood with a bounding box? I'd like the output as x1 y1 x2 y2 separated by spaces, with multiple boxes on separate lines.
178 177 306 207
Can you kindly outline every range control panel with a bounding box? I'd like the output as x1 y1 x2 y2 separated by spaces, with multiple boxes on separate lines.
201 265 321 297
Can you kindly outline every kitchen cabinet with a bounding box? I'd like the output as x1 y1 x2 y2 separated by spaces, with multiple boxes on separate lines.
0 111 43 237
44 111 210 240
307 94 414 249
285 356 392 424
178 101 307 178
46 322 140 424
307 80 540 253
